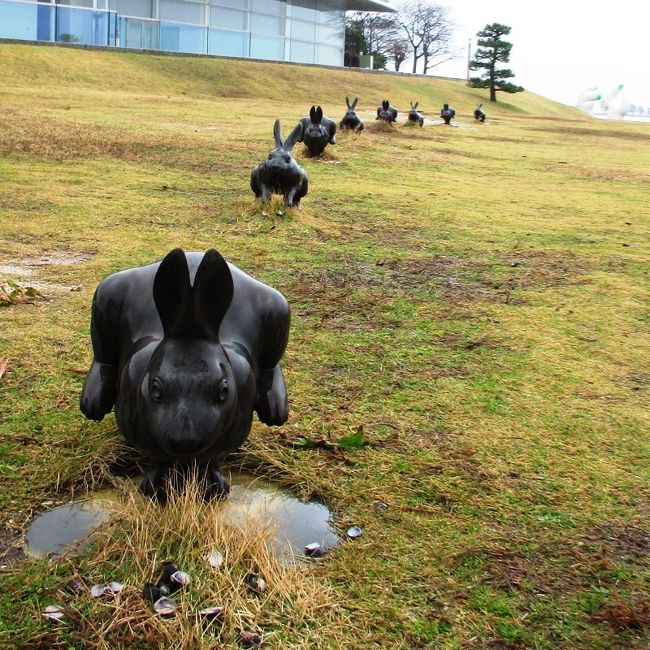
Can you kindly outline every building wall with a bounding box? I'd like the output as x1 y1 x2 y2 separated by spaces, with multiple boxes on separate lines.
0 0 345 65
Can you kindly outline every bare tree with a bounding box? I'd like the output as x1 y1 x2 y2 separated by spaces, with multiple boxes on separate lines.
397 1 454 74
346 11 398 59
386 38 410 72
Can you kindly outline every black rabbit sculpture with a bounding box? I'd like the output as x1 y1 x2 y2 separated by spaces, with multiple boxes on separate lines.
408 101 424 127
250 119 308 207
80 248 291 501
298 105 337 157
474 103 486 123
376 99 398 123
339 96 364 132
440 103 456 125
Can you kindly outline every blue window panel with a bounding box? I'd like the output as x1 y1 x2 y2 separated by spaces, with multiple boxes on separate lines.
120 17 160 49
208 28 248 57
210 7 246 31
159 0 205 25
317 22 342 46
160 22 207 53
288 0 315 22
116 0 154 19
290 19 314 41
251 0 285 16
250 34 284 60
289 39 313 64
56 6 110 46
0 1 41 41
316 43 341 66
250 13 284 36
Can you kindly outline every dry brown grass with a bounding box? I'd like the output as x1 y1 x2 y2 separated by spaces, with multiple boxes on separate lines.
23 477 345 649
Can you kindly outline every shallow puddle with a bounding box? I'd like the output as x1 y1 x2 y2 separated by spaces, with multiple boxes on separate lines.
24 498 113 557
24 472 339 561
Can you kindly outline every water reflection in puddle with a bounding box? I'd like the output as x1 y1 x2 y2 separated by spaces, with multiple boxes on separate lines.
24 499 112 557
24 472 339 561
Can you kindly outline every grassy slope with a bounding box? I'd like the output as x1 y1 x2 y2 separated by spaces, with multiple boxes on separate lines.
0 43 648 648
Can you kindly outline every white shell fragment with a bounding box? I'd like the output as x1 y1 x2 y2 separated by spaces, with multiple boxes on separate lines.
346 526 362 539
244 573 267 594
153 596 177 616
43 605 65 622
170 570 191 587
198 606 224 620
205 550 224 569
90 581 123 597
304 542 325 558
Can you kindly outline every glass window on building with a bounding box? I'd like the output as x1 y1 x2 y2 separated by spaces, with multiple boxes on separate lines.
57 0 94 8
210 7 246 31
159 0 206 25
114 0 153 19
289 0 316 22
211 0 249 9
250 13 284 36
251 0 285 16
289 39 313 64
290 18 315 41
208 28 248 57
161 21 207 52
316 42 341 66
317 22 342 44
250 34 284 60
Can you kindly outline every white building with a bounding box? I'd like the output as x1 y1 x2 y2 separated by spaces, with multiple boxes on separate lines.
0 0 394 67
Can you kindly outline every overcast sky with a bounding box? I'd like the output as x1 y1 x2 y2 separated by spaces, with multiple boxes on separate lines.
423 0 650 108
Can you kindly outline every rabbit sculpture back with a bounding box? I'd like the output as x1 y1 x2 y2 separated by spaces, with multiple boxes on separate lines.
250 119 308 207
474 103 486 122
339 96 364 132
80 248 290 500
298 105 337 157
376 99 398 123
440 103 456 125
408 101 424 127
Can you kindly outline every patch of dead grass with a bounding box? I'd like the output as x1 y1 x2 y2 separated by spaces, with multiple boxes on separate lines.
20 477 345 649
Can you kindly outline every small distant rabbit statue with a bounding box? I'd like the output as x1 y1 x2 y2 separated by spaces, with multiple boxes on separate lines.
298 105 337 157
80 248 291 501
440 103 456 125
376 99 398 123
408 101 424 127
339 96 364 132
474 103 486 122
250 119 308 207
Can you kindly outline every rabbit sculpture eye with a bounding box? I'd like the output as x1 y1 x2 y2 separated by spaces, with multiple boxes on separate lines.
251 119 308 207
408 101 424 127
298 105 337 157
339 96 364 133
80 248 291 501
376 99 398 123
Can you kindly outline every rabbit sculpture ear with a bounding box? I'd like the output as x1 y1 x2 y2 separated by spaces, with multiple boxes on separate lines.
382 100 389 110
153 248 193 338
345 96 350 108
414 101 419 109
314 106 323 123
283 121 303 152
309 105 317 122
153 249 233 341
191 249 234 341
351 97 359 109
273 118 283 148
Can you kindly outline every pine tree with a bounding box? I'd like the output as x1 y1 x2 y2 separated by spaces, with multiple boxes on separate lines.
469 23 523 102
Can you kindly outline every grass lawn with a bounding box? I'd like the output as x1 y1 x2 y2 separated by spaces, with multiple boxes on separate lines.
0 42 648 649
